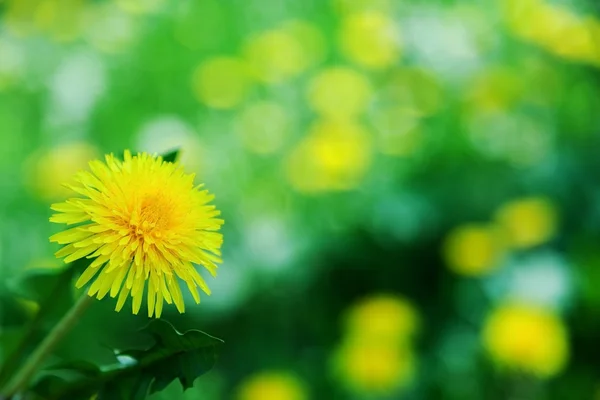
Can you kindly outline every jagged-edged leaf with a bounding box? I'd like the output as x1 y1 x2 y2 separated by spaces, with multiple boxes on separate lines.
32 320 223 400
161 149 180 163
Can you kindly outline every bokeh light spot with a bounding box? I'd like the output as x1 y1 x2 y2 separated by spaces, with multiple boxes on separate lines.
25 142 100 201
339 11 401 69
482 303 568 377
332 342 415 394
443 224 505 277
286 120 372 193
235 101 292 154
495 197 558 249
243 29 306 84
192 56 251 109
236 371 308 400
307 67 373 119
344 294 419 342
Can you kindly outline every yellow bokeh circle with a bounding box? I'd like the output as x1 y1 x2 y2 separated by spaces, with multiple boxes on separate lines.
443 223 505 276
495 197 557 249
25 142 100 201
483 303 568 378
339 12 401 69
332 341 415 394
286 120 372 193
236 371 307 400
235 101 291 154
243 29 306 84
344 294 419 342
307 67 373 119
191 56 251 109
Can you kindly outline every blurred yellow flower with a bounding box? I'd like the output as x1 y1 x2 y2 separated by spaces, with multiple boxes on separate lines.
307 67 373 119
34 0 85 42
483 303 568 377
236 371 307 400
344 294 419 342
338 12 401 69
235 101 291 154
552 17 600 65
3 0 40 37
501 0 545 41
443 224 504 276
286 120 372 193
495 197 557 249
502 0 600 66
332 341 414 394
49 151 224 318
5 0 84 41
243 29 306 84
26 142 100 201
192 56 251 109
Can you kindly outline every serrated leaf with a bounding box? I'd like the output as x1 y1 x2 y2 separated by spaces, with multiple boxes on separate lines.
161 149 180 163
32 320 223 400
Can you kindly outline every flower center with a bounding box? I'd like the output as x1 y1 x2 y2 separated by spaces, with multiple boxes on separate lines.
129 193 174 238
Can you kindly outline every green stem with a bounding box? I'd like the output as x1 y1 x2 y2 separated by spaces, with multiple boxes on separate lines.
0 271 73 387
2 294 94 398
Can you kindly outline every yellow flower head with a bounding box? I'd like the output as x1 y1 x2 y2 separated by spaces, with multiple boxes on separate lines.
338 12 401 70
236 371 307 400
49 151 224 318
482 303 568 378
495 197 557 249
443 223 505 276
332 341 415 394
344 294 419 343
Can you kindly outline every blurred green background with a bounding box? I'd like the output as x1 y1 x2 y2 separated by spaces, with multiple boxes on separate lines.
1 0 600 399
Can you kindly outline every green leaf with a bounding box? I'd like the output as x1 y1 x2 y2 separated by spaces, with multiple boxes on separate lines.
8 257 89 304
8 266 71 304
0 260 88 387
0 292 36 328
160 149 180 163
32 320 223 400
33 360 101 400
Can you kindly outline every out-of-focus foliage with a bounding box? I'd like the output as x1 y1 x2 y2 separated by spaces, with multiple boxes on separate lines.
0 0 600 398
32 319 223 400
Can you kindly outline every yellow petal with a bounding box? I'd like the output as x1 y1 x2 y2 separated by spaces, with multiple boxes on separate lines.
115 285 130 312
76 266 101 288
49 227 94 244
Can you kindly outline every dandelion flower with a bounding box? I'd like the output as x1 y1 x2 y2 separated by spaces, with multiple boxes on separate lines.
236 371 308 400
482 303 568 377
49 151 224 318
